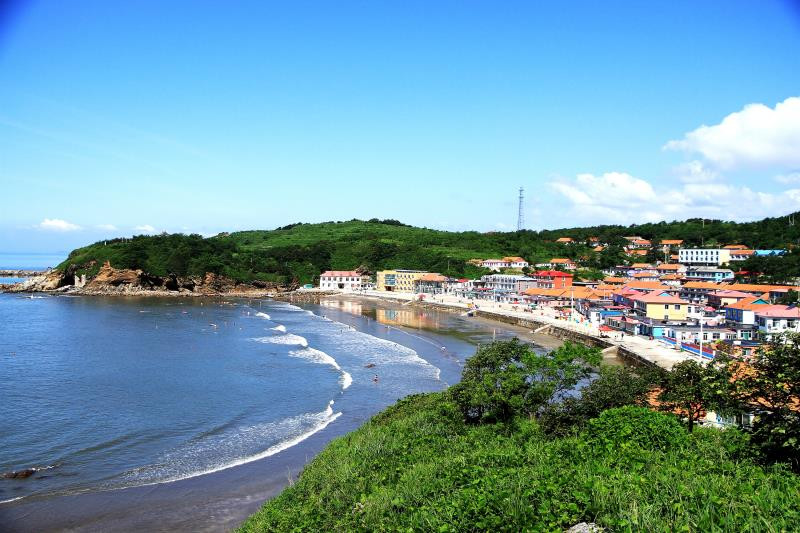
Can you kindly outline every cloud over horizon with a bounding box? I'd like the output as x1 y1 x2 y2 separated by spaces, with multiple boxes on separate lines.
551 171 800 225
664 96 800 169
37 218 82 232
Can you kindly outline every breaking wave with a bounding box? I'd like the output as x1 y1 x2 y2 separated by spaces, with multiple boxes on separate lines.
255 312 271 320
251 334 308 347
289 347 352 390
114 401 341 488
270 325 287 333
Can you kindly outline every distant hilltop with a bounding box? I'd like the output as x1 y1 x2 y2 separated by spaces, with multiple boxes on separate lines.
18 213 800 290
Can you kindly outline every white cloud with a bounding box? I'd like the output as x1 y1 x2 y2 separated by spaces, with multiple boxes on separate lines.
134 224 156 233
37 218 81 232
664 96 800 169
551 171 800 225
673 160 719 183
775 172 800 185
96 224 118 231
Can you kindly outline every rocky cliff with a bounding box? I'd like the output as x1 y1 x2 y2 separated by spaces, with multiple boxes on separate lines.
4 261 289 296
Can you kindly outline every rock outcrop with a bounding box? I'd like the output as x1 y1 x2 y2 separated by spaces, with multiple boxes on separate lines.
4 260 287 297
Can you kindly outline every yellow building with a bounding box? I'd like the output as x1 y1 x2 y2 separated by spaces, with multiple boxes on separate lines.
631 291 691 320
375 269 427 292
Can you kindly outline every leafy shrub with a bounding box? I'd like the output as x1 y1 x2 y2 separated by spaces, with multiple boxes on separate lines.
450 340 600 424
540 365 658 437
586 406 688 453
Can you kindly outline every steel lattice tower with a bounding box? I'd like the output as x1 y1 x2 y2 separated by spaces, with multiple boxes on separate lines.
517 187 525 231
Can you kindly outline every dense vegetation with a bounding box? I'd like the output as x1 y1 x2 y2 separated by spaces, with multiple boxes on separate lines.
240 337 800 531
58 212 800 285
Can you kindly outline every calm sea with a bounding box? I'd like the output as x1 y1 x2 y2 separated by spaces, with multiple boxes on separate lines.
0 253 66 271
0 295 446 505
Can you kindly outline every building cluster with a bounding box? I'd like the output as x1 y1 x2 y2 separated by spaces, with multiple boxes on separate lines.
319 240 795 359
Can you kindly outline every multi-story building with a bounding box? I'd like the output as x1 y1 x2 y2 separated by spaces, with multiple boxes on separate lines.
375 269 427 292
684 266 735 282
630 291 691 321
678 248 732 266
532 270 573 289
481 274 534 293
319 270 365 290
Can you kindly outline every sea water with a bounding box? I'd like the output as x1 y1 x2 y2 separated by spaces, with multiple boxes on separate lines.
0 295 443 505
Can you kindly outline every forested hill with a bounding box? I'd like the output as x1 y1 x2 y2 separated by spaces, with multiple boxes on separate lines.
58 213 800 285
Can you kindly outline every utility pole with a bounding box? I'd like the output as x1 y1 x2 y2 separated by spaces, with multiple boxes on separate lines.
698 309 704 358
517 187 525 231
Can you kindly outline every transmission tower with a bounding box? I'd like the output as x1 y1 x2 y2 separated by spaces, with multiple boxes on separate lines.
517 187 525 231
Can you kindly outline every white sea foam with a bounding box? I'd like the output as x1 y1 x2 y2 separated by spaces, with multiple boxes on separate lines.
289 347 341 370
270 325 287 333
255 311 271 320
290 347 352 390
116 401 341 488
0 496 24 504
252 334 308 347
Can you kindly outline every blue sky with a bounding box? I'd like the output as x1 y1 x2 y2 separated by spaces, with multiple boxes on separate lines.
1 1 799 254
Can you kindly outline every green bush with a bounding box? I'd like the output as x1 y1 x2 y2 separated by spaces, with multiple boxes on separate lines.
239 393 800 532
586 406 688 454
450 340 600 424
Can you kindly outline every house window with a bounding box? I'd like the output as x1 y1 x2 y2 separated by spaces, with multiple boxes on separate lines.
674 304 680 310
664 304 669 309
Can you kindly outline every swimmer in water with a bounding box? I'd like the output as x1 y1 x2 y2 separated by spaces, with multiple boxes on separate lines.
372 375 379 383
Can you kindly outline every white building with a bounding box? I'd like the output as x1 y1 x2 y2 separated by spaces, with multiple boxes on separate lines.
481 256 529 271
481 274 534 293
319 270 364 291
481 259 509 271
678 248 732 266
755 306 800 340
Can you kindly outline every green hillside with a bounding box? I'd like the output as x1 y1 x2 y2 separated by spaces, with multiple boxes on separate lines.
58 213 800 285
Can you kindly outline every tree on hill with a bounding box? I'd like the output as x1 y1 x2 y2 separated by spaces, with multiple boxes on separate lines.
736 334 800 470
657 357 737 433
449 339 601 424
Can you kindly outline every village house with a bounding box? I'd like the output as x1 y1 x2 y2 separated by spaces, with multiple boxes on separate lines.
545 258 577 270
660 239 683 249
755 306 800 340
680 281 728 304
630 291 691 321
319 270 365 291
503 256 529 269
532 270 573 289
627 238 652 249
684 266 735 282
555 237 574 244
655 263 685 276
481 258 509 271
729 249 755 261
375 269 427 292
706 290 753 309
413 273 449 294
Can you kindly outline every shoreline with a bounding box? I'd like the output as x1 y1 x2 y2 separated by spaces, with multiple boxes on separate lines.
0 294 538 532
323 290 692 369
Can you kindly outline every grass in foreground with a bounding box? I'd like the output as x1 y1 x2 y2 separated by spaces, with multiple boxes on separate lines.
239 393 800 532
